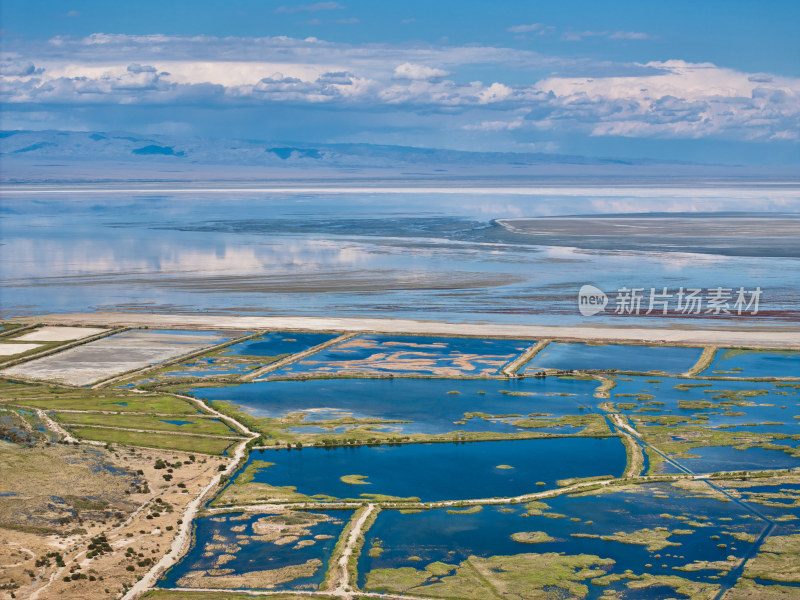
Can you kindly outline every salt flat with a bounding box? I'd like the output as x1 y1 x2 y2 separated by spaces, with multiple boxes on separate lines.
14 326 109 342
14 312 800 349
0 329 232 386
0 343 41 356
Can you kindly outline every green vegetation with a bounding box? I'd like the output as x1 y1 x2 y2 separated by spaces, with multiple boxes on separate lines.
364 552 615 599
511 531 554 544
9 393 199 415
571 527 694 552
340 474 370 485
68 426 237 455
743 533 800 583
54 411 236 436
445 506 483 514
626 574 719 600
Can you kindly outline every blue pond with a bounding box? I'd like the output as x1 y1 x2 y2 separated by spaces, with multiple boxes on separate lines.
222 332 338 357
159 419 194 426
272 334 534 377
522 342 702 375
196 376 600 435
608 377 800 431
159 510 348 590
359 482 765 598
701 348 800 378
239 437 626 502
661 445 800 474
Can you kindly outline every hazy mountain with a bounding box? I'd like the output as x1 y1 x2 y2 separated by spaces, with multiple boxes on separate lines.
2 129 795 183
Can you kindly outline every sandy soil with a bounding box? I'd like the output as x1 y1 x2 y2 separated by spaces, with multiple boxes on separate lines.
14 327 109 342
0 343 41 356
13 312 800 349
0 443 227 600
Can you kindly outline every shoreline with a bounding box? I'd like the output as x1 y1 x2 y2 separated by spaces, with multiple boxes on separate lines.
9 312 800 349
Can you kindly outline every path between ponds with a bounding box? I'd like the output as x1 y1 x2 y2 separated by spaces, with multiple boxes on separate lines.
122 393 259 600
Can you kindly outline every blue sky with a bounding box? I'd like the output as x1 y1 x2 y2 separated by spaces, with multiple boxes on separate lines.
2 0 799 163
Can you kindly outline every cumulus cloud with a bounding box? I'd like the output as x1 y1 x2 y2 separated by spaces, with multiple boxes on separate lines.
2 34 798 143
392 63 450 81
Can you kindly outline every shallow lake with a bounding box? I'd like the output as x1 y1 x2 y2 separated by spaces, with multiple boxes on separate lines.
608 377 800 432
522 342 702 375
159 509 348 590
271 334 534 377
701 348 800 378
237 437 626 502
222 332 338 357
195 376 601 435
358 482 765 598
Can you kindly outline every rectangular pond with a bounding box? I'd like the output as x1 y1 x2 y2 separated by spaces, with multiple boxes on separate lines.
230 437 626 502
700 348 800 378
522 342 703 375
0 329 243 386
222 332 338 357
159 509 348 591
194 376 602 435
358 482 766 599
270 334 534 377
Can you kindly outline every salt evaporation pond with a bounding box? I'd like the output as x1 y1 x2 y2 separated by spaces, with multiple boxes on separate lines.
159 509 348 591
236 437 626 502
195 376 601 435
271 334 534 377
700 348 800 378
522 342 702 375
359 482 765 598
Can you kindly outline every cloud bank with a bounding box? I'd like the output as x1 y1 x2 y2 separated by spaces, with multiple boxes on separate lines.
1 33 798 145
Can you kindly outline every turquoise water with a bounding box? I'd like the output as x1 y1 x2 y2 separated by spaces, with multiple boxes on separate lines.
272 334 534 377
358 482 764 598
158 510 348 590
522 342 702 374
158 419 194 426
196 376 600 435
701 348 800 378
238 437 626 502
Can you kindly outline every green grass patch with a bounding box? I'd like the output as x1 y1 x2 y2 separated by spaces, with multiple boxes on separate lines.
68 426 236 455
54 411 236 436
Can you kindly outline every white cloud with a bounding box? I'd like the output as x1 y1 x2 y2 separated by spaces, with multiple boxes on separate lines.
392 63 450 81
563 30 655 42
2 34 798 144
507 23 554 34
275 2 344 14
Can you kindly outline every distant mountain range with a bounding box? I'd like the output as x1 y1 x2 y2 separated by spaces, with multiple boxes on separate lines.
2 129 795 183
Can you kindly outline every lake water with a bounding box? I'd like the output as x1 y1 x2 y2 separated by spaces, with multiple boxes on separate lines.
701 348 800 378
194 376 601 435
158 509 348 590
223 332 338 357
522 342 702 374
358 482 765 598
271 334 534 377
235 437 626 502
3 188 800 327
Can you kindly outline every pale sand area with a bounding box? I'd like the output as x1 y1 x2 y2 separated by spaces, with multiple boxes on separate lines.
11 312 800 349
0 343 41 356
1 329 231 386
13 326 108 342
